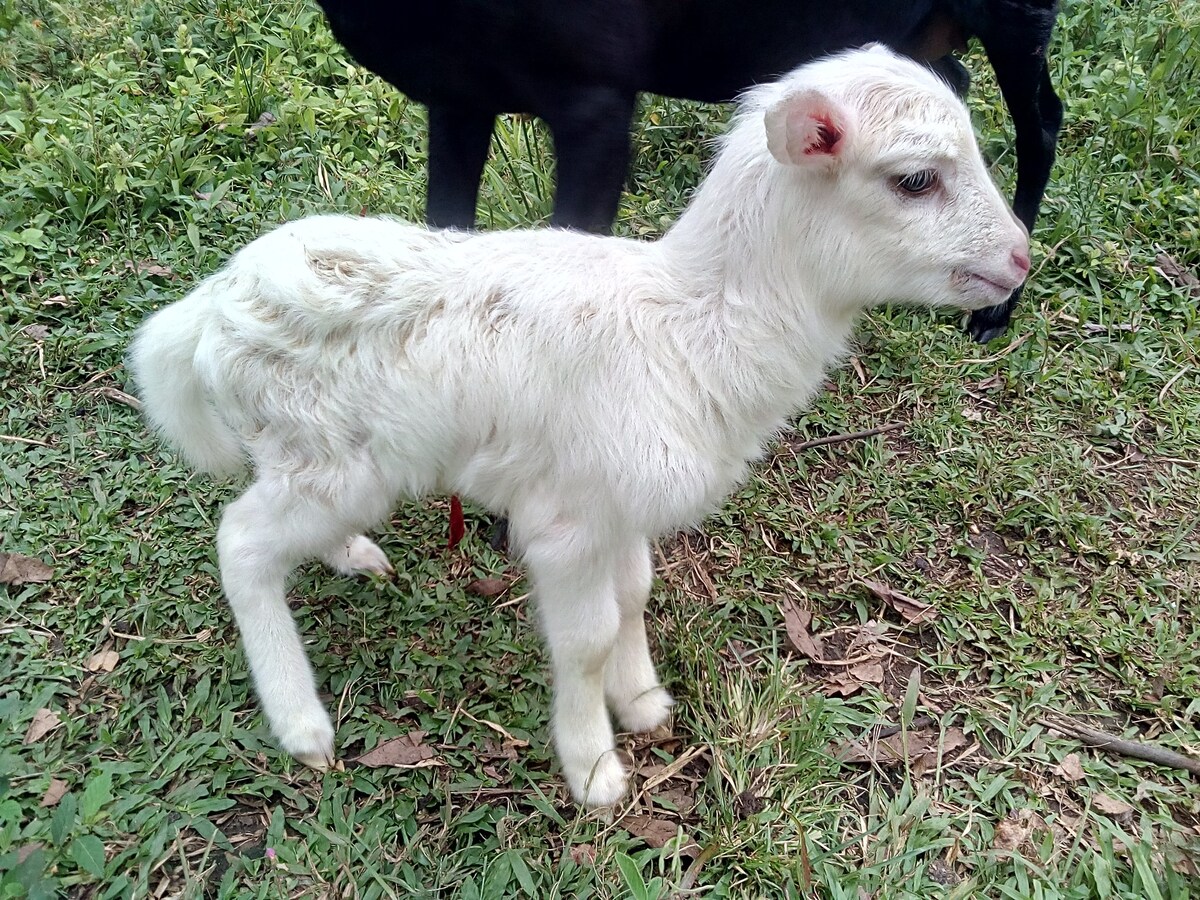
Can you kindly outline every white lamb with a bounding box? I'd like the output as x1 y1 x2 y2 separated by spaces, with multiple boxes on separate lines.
129 46 1030 806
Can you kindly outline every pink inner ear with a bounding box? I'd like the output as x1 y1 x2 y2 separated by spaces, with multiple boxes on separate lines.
805 115 843 156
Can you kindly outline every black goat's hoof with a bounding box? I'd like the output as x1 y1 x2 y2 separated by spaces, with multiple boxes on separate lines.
487 517 510 553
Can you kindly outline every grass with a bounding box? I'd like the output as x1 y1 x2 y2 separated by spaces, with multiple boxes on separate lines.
1 0 1199 896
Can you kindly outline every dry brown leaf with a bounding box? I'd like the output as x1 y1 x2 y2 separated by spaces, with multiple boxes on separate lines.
993 809 1046 853
0 552 54 586
940 727 969 756
823 661 884 696
24 708 62 744
40 779 68 807
1155 252 1200 297
835 729 926 763
822 677 861 697
353 731 438 768
569 844 597 866
993 817 1031 852
850 355 869 385
637 761 669 780
1054 752 1085 782
850 661 885 683
781 598 824 660
85 650 120 673
622 814 682 849
465 578 509 598
128 259 176 278
852 619 888 645
976 374 1005 392
480 738 520 761
834 726 967 768
1093 793 1134 817
861 579 937 625
656 784 697 814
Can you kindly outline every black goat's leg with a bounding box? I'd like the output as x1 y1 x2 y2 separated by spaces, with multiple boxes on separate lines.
1013 65 1064 234
427 104 499 549
968 51 1063 343
426 104 496 229
545 88 638 233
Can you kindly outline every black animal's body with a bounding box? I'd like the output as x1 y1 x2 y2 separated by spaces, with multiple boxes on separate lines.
315 0 1062 342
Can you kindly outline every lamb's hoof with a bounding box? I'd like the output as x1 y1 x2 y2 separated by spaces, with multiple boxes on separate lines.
567 752 629 808
293 748 336 771
616 687 674 734
325 535 394 577
278 715 336 770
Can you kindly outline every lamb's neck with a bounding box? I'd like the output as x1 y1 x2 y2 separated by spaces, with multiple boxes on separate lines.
653 164 860 431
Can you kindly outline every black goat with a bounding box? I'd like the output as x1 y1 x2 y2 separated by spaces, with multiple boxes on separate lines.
315 0 1062 342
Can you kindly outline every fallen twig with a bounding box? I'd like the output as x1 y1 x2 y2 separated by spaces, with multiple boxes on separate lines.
1156 456 1200 468
788 422 904 452
1040 716 1200 776
0 434 50 447
104 617 213 646
630 743 709 804
94 385 141 410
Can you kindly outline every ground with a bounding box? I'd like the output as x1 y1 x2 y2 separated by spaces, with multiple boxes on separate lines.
1 0 1198 897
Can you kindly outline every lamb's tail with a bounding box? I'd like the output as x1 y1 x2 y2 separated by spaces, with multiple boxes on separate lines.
128 290 245 476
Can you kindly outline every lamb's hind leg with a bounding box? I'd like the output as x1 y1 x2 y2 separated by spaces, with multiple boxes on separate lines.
605 537 673 733
322 534 393 577
218 474 390 768
517 515 626 806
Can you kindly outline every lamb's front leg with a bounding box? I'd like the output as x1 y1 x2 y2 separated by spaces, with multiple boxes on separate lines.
218 480 347 768
605 538 673 733
523 527 626 806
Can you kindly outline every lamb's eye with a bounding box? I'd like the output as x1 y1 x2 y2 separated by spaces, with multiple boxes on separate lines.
894 169 939 196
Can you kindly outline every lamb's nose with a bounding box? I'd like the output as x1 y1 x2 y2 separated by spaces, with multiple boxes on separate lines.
1011 248 1031 277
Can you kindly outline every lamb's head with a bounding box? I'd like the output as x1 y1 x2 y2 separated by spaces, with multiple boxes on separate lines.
758 45 1030 314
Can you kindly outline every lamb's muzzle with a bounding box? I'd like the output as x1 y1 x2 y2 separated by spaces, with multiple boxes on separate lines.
128 45 1026 807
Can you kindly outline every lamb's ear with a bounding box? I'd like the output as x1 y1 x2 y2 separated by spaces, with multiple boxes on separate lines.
765 88 855 168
